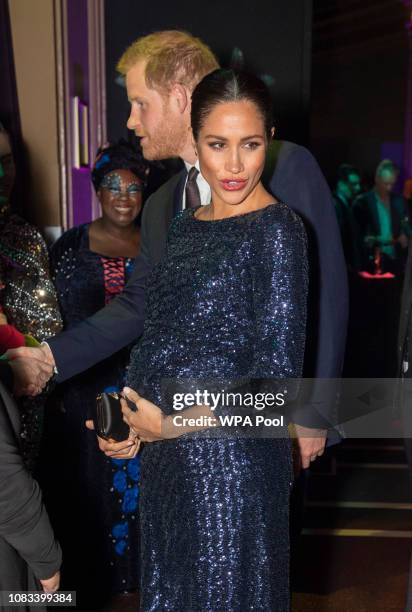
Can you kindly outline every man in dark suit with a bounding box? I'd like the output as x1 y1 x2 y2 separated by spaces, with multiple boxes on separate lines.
333 163 362 269
8 30 347 463
0 360 61 609
353 159 409 274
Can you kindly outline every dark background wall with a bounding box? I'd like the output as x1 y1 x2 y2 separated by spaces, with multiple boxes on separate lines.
311 0 409 187
105 0 313 146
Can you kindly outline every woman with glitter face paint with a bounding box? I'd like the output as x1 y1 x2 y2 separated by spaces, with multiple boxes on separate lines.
47 140 149 611
115 70 309 611
0 121 62 471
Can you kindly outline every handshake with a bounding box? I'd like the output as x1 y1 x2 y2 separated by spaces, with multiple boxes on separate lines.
5 345 56 397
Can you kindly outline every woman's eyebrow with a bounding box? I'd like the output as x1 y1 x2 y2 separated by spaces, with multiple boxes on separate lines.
203 134 264 141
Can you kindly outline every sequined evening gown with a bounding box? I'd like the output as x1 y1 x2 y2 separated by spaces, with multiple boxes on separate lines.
127 202 308 612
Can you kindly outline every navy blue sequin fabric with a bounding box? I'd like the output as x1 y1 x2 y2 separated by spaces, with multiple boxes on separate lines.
128 203 308 612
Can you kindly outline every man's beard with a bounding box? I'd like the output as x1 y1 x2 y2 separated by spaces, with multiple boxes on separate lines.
141 111 188 161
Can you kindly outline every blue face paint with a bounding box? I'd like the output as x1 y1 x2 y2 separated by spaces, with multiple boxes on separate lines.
100 172 143 197
126 183 143 194
100 172 122 192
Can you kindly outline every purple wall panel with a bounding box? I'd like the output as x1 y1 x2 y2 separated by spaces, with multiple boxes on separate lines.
71 168 92 226
67 0 92 227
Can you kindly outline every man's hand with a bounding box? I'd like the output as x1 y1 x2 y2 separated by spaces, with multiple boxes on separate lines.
85 420 141 459
290 424 327 470
6 346 55 396
6 344 56 368
40 570 60 593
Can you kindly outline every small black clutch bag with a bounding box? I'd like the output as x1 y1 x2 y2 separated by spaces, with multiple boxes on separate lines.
94 391 136 442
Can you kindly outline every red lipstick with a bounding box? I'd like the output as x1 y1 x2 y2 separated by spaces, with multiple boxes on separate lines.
220 179 248 191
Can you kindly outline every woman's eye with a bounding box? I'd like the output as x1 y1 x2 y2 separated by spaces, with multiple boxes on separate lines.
244 141 261 150
209 142 225 150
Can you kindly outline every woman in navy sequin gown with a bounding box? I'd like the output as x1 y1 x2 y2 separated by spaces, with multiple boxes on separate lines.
122 71 308 611
46 142 148 608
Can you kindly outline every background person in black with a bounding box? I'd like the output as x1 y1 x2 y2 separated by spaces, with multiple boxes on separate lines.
353 159 409 275
333 163 363 270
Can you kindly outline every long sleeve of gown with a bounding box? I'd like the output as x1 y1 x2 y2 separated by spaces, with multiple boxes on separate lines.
250 206 308 385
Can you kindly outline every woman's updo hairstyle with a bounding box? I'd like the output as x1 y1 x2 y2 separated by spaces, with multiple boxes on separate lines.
191 69 273 141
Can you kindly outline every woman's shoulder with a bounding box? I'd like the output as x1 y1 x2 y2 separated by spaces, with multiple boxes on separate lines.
254 201 306 238
4 213 47 245
2 214 49 264
250 203 307 272
53 223 88 248
50 223 89 259
167 209 193 235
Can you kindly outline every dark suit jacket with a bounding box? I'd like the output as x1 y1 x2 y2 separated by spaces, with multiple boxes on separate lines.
49 141 348 431
0 363 61 610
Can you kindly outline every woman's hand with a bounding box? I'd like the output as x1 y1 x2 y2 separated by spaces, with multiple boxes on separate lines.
121 387 166 442
85 419 141 459
290 423 327 470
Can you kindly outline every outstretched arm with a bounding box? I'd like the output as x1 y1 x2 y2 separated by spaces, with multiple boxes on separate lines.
5 251 151 389
6 198 155 390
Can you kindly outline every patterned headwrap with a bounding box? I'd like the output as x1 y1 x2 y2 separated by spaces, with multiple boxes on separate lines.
91 139 149 193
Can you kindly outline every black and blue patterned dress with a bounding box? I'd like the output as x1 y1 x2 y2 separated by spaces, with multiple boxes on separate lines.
127 203 308 612
48 223 140 600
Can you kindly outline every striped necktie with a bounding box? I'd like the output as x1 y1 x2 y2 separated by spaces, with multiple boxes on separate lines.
185 167 201 209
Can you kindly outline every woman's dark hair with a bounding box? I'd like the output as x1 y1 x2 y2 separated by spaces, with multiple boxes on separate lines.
191 69 273 141
91 138 149 193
